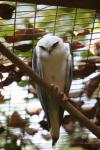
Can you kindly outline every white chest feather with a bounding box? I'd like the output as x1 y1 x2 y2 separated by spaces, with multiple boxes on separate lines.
40 53 67 91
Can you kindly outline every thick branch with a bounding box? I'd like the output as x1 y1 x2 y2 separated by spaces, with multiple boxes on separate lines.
0 42 100 139
1 0 100 10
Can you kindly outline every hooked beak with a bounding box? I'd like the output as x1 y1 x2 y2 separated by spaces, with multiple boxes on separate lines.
48 48 53 55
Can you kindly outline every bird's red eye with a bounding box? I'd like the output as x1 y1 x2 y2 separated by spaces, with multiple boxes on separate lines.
52 41 59 49
39 46 47 51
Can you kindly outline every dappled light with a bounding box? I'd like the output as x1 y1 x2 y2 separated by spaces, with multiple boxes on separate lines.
0 1 100 149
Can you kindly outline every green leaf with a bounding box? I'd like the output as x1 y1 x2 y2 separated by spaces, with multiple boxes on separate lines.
17 79 29 87
81 50 93 57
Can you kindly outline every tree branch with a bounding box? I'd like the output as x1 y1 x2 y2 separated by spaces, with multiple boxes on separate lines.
0 42 100 139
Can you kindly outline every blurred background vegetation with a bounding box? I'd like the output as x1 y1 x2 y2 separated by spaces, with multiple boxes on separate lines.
0 1 100 150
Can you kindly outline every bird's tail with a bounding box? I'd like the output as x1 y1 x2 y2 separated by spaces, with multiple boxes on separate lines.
47 100 60 146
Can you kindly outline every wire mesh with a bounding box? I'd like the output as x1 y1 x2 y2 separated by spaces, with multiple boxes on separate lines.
0 1 100 150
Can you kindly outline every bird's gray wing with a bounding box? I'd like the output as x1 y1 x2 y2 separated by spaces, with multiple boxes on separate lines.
57 43 73 127
32 49 50 125
64 43 73 94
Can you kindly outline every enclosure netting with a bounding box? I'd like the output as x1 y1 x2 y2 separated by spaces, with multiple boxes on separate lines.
0 1 100 150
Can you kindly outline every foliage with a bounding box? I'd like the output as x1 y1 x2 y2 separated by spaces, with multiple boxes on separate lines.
0 2 100 150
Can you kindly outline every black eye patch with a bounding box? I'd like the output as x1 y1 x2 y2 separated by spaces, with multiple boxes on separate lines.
39 46 47 51
52 41 59 49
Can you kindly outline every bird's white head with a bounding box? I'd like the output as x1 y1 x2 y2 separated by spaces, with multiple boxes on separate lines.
36 35 64 58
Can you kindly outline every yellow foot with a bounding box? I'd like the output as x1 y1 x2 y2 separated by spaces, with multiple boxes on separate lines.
61 92 69 102
50 84 60 96
50 84 69 101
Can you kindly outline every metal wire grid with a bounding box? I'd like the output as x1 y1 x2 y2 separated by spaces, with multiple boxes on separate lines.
0 2 100 149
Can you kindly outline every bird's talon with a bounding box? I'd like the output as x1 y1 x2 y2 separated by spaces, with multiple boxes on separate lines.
58 92 64 99
50 84 59 93
62 93 69 102
50 84 69 101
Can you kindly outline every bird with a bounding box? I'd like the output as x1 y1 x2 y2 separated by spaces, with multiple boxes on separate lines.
32 34 73 145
